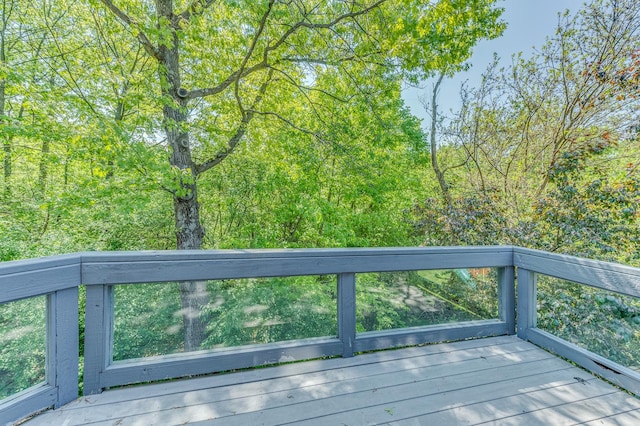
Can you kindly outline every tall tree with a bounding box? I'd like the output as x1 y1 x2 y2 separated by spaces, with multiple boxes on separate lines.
413 0 640 253
88 0 505 350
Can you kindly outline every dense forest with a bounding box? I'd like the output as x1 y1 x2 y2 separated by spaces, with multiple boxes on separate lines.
1 0 640 400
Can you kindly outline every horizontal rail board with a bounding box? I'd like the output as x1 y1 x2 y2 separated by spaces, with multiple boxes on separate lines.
0 385 57 424
526 328 640 396
0 261 81 303
80 247 513 284
98 338 343 389
80 246 513 262
354 320 509 353
514 248 640 298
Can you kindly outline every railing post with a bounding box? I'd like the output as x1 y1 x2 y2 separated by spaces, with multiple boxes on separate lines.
48 288 79 407
497 266 515 334
83 284 114 395
337 273 356 357
517 268 537 340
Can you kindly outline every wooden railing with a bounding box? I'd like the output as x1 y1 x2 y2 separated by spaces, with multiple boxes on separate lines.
1 246 639 425
514 247 640 395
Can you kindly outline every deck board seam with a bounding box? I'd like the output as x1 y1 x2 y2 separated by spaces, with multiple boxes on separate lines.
53 346 553 413
60 340 540 408
271 366 587 425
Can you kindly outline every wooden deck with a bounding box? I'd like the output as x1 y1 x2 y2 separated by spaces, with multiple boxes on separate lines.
23 336 640 425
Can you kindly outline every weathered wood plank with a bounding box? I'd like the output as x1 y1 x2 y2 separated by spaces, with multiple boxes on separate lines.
191 360 581 426
580 410 640 426
26 337 640 426
337 273 356 357
83 285 112 395
482 392 640 425
25 338 579 426
27 340 549 424
81 246 514 263
314 375 604 426
498 266 516 333
48 288 79 407
38 353 567 425
99 337 343 389
64 335 526 406
517 268 537 339
0 385 57 426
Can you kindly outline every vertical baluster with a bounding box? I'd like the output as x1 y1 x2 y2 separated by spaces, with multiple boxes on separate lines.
498 266 516 334
83 284 113 395
337 273 356 357
48 287 79 407
517 268 537 339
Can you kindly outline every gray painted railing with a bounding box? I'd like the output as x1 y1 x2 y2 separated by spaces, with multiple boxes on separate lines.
514 247 640 395
1 246 639 425
0 254 79 425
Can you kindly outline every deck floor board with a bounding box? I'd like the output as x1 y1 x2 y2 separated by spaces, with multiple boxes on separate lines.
23 336 640 425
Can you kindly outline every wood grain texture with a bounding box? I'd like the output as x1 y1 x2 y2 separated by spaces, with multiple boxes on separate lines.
23 336 640 426
49 288 79 407
517 268 537 339
337 273 356 357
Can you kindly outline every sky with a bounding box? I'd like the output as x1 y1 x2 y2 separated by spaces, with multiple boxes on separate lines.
402 0 585 126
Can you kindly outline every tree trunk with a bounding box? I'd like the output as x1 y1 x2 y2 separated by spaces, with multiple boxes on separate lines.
0 80 9 196
157 0 209 352
429 72 452 208
1 2 8 196
37 138 50 198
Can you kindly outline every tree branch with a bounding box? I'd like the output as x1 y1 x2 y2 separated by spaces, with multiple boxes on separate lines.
234 0 275 116
266 0 387 54
195 69 274 175
98 0 160 60
178 0 218 23
187 61 269 99
186 0 387 100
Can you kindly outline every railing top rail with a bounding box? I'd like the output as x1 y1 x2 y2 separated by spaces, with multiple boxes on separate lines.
0 253 80 274
79 246 515 284
0 246 513 301
0 254 81 304
514 247 640 298
79 245 514 261
3 245 640 300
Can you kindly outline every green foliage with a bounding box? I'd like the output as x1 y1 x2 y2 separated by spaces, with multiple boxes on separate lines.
203 276 337 347
535 135 640 262
390 0 506 79
3 0 640 405
356 269 497 332
0 297 46 399
113 283 183 360
537 276 640 370
108 269 497 360
411 195 523 246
